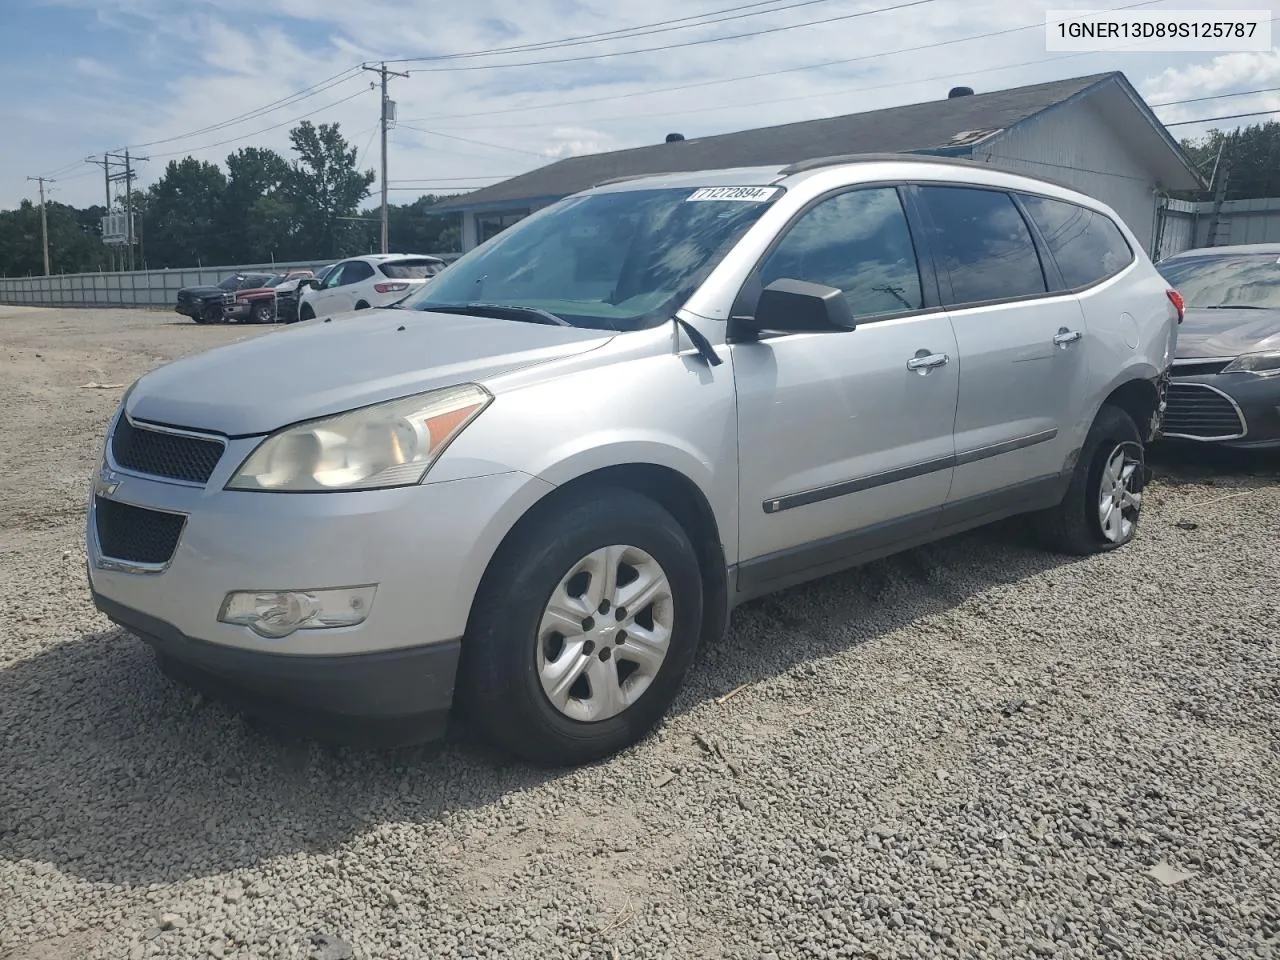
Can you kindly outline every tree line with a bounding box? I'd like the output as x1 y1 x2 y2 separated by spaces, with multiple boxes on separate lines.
1 120 461 277
8 118 1280 278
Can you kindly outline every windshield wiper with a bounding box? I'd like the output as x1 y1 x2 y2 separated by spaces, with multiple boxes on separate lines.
419 302 572 326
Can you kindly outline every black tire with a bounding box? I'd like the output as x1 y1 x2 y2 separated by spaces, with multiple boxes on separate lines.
201 304 222 324
459 488 704 766
250 301 273 324
191 313 207 325
298 304 315 322
354 300 370 310
1033 404 1146 555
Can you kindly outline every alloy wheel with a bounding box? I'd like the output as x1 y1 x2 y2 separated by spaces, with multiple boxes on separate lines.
1098 442 1142 543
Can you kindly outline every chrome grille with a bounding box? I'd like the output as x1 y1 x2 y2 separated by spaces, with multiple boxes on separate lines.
1161 382 1246 440
94 497 185 565
111 418 225 484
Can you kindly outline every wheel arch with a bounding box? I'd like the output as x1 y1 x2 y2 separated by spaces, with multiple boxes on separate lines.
1100 373 1162 442
467 462 730 650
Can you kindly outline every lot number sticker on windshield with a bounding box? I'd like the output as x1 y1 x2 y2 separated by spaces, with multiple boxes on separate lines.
686 186 779 202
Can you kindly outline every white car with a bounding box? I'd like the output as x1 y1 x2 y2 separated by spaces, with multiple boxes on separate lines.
297 254 446 320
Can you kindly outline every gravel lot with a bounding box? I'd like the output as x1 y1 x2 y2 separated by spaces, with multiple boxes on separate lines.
1 304 1278 960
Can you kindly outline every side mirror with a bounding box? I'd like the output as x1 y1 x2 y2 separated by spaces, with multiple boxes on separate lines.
744 278 856 334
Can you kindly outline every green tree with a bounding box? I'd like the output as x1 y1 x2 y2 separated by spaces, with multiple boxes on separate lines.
0 199 107 276
1179 122 1280 200
285 121 375 259
142 157 228 267
219 146 295 262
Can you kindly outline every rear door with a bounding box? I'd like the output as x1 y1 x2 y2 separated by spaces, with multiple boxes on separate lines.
910 184 1090 512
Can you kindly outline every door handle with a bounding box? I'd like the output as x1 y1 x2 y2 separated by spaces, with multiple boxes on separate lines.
1053 328 1083 346
907 352 949 372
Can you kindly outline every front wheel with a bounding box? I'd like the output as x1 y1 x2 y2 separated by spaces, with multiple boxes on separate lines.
250 301 273 324
459 488 704 766
298 303 315 322
1033 404 1145 555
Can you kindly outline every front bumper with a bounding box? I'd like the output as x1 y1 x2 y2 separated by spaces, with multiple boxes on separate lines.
87 430 556 729
94 589 460 743
1162 371 1280 449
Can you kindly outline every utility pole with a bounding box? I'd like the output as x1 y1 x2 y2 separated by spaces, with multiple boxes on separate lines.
102 150 147 271
362 62 409 254
26 176 54 275
1206 133 1233 247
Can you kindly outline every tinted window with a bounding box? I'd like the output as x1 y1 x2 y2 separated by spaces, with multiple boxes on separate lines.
1020 195 1133 288
380 259 445 279
344 261 375 283
918 186 1046 306
217 275 243 290
1157 254 1280 308
758 187 924 320
239 274 272 289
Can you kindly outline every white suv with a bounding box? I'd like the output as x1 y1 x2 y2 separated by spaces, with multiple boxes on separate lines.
297 254 446 320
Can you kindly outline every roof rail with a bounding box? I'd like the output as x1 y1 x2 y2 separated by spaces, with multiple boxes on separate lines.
777 152 997 176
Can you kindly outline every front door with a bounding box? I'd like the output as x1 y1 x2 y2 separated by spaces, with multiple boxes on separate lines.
310 261 349 316
732 184 960 593
910 184 1090 508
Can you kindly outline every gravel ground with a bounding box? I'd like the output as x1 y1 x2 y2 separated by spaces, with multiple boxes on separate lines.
2 304 1278 960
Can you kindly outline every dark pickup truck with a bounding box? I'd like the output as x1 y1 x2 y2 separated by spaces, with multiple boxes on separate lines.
175 272 277 324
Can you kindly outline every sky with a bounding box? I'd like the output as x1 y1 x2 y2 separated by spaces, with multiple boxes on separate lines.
2 0 1280 210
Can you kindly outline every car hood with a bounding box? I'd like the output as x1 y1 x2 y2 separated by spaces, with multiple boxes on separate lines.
126 308 615 436
1176 307 1280 359
178 286 225 298
232 286 274 298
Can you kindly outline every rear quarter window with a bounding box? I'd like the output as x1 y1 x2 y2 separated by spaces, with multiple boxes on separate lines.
1019 194 1134 289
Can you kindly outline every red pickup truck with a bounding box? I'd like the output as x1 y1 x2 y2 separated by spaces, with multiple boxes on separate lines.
222 269 316 323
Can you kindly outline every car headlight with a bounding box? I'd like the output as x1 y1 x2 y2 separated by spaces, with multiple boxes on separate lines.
1222 350 1280 376
226 384 491 492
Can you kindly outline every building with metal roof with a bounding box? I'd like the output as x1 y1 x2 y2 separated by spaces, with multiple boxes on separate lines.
433 71 1204 255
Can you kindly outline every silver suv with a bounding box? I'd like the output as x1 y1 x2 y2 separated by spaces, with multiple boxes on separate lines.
87 155 1180 766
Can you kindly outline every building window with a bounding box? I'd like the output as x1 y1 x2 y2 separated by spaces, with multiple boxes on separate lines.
477 209 529 243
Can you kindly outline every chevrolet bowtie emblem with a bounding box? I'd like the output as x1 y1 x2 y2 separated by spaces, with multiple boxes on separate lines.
96 467 122 498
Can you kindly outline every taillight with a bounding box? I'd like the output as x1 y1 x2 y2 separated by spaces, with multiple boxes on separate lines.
374 281 409 293
1167 289 1185 324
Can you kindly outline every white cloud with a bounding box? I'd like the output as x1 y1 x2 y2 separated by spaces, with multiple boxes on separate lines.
7 0 1280 211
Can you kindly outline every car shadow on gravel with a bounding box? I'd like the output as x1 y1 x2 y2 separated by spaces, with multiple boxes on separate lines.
0 518 1091 887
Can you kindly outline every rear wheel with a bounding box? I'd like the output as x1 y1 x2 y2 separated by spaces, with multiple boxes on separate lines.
354 300 370 310
1033 404 1145 555
459 489 704 766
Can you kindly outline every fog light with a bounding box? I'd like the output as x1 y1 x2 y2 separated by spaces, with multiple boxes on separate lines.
218 586 376 639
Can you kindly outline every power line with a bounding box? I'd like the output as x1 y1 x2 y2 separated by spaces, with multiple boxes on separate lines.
402 0 1165 123
392 0 844 63
1150 84 1280 108
394 0 939 72
121 67 365 150
146 87 372 160
1165 108 1280 127
395 123 551 159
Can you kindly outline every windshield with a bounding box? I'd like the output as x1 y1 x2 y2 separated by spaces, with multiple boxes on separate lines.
1158 254 1280 309
400 185 782 330
381 259 445 280
217 275 242 290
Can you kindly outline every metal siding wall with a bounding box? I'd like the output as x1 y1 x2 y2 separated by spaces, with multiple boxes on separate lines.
0 254 460 308
970 101 1158 253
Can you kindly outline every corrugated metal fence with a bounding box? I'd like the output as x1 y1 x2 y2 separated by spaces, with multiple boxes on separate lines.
0 255 460 308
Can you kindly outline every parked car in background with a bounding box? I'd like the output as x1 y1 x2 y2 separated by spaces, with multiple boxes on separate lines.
1156 243 1280 449
87 156 1178 767
223 269 315 324
296 254 446 320
277 264 334 323
175 272 274 324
